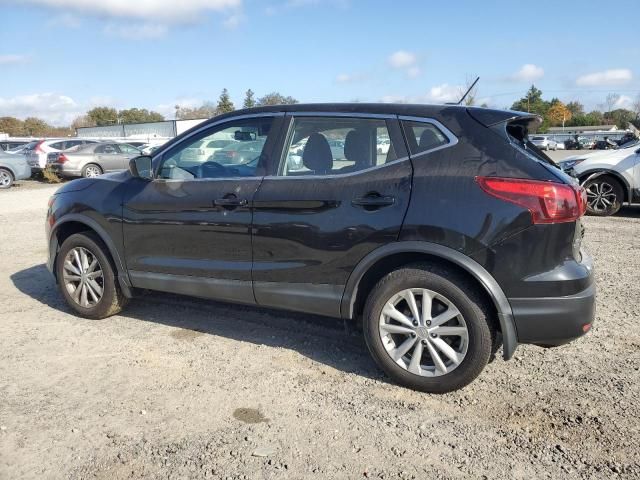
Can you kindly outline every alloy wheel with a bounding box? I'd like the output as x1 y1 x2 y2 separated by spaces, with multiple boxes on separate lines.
378 288 469 377
63 247 104 307
0 170 12 187
586 181 617 213
84 166 102 178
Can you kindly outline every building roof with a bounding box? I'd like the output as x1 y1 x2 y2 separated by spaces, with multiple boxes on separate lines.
547 125 618 132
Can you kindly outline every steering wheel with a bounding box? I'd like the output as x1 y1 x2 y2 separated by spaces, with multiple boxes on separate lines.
198 161 226 178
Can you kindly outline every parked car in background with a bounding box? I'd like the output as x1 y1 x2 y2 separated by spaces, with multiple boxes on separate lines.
178 138 236 164
26 139 98 171
0 140 30 152
46 103 595 393
0 151 31 188
530 135 557 151
377 138 391 154
559 142 640 216
581 138 596 150
555 141 565 150
46 142 141 178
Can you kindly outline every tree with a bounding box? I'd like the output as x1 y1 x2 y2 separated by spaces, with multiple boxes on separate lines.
256 92 298 106
118 108 164 124
0 117 25 136
23 117 49 136
511 85 550 130
566 101 584 117
547 101 572 127
71 115 96 130
243 89 256 109
216 88 235 114
87 107 118 126
605 93 620 115
175 102 217 120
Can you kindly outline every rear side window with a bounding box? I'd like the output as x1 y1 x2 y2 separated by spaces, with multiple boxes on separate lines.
402 121 449 155
49 141 66 150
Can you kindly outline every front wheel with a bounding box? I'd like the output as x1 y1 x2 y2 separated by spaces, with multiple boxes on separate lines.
584 176 623 216
363 265 495 393
55 232 128 319
0 168 14 189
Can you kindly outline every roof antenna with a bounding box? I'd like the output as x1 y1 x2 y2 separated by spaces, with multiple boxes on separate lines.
448 76 480 105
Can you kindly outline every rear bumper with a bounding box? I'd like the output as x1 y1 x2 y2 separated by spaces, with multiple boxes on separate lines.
510 280 596 347
46 164 81 177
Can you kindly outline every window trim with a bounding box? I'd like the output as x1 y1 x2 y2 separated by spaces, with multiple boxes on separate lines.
399 115 458 158
271 113 409 180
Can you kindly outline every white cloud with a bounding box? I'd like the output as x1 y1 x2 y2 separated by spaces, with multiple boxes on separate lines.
576 69 633 86
510 64 544 82
0 54 29 65
7 0 241 23
614 95 633 109
0 93 82 126
223 12 244 28
381 83 463 105
388 50 417 69
104 22 168 39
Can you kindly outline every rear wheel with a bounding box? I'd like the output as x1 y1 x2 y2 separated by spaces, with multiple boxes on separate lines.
0 168 14 189
363 265 495 393
584 176 623 216
55 232 128 319
82 163 103 178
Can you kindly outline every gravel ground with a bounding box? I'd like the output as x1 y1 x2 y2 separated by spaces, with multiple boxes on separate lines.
0 181 639 480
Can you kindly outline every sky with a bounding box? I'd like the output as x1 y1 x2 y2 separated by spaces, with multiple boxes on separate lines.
1 0 639 126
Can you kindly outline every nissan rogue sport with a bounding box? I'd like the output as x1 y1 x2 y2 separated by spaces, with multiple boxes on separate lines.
46 104 595 393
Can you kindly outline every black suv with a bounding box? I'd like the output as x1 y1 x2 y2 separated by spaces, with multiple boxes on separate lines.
46 104 595 393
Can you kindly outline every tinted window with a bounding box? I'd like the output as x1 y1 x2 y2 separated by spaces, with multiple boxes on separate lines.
95 144 118 154
49 141 66 150
118 144 140 154
279 117 398 177
158 117 274 180
402 121 449 155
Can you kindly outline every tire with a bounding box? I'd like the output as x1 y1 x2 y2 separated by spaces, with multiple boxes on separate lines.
584 176 623 217
82 163 103 178
363 264 495 393
0 168 14 189
55 232 128 319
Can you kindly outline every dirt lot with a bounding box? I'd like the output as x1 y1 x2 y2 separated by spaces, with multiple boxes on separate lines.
1 180 639 479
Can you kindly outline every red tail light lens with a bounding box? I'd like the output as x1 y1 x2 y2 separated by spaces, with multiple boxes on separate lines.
58 153 68 164
476 177 585 224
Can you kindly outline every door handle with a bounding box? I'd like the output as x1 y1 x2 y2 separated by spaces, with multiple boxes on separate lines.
352 194 395 208
214 197 248 207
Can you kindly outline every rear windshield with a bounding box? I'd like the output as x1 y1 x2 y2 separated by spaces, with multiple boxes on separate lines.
506 120 556 166
531 136 545 141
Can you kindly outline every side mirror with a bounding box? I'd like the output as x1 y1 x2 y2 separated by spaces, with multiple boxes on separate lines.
129 155 153 180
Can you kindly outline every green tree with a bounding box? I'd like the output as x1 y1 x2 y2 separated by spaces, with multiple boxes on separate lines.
87 107 118 126
511 85 546 113
175 102 217 120
216 88 235 114
0 117 25 136
118 108 164 124
566 101 584 116
243 89 256 109
71 115 96 130
23 117 49 136
256 92 298 106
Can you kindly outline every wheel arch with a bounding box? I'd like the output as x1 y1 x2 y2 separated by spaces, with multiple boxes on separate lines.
341 241 518 359
0 165 16 179
49 216 132 296
578 169 631 203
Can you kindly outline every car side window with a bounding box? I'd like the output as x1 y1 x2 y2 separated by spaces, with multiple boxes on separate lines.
95 144 118 154
279 117 398 177
401 120 449 156
50 141 66 150
118 144 140 154
158 117 274 180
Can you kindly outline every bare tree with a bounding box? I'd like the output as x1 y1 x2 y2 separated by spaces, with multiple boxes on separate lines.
632 94 640 121
458 75 479 106
605 93 620 114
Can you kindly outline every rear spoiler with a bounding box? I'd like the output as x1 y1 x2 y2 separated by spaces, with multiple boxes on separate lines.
466 107 542 129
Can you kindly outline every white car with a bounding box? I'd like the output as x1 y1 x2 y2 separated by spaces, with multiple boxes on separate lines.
555 141 565 150
377 138 391 155
25 139 97 171
179 138 237 163
530 135 557 151
558 142 640 216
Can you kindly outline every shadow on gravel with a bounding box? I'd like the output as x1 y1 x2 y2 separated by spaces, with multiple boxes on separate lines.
614 206 640 219
11 263 384 383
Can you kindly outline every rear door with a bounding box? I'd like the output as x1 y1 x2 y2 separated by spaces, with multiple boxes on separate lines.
251 113 412 317
95 143 125 171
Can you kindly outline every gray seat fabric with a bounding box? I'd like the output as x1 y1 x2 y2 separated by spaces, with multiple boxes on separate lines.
302 133 333 174
340 129 369 173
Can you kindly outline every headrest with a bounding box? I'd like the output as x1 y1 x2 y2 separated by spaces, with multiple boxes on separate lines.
302 133 333 173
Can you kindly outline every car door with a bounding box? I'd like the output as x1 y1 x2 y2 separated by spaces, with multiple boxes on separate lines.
95 143 124 172
117 143 142 169
251 113 412 317
122 114 283 305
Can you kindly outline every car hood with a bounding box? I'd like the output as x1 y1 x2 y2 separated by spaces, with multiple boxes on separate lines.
54 171 130 194
562 146 639 163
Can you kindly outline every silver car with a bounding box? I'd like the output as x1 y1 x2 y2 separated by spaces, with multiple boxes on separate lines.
46 142 141 178
0 151 31 189
530 135 557 151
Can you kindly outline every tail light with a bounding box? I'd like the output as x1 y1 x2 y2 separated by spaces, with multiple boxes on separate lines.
34 140 45 154
476 176 586 224
58 153 68 164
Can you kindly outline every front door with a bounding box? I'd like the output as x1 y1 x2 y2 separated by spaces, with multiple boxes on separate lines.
95 143 127 172
122 115 283 305
251 114 412 317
